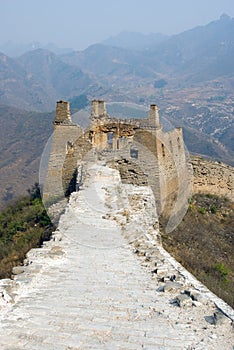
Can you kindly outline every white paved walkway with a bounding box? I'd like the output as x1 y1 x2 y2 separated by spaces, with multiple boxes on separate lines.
0 164 233 349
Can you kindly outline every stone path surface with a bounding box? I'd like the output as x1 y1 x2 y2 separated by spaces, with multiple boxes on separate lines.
0 163 233 349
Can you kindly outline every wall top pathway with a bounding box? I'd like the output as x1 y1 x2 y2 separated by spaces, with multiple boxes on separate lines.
0 163 233 350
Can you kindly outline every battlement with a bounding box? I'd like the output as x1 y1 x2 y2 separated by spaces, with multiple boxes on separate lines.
147 104 161 128
54 100 72 125
91 100 107 125
90 100 161 130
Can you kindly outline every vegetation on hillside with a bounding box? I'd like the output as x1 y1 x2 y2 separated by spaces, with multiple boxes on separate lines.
154 79 167 88
0 184 54 279
161 193 234 308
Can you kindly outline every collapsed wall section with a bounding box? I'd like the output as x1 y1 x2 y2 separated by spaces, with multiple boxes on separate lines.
43 99 192 231
192 156 234 200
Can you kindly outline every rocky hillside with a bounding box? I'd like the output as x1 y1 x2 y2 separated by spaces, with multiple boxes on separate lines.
0 105 53 210
0 50 91 111
161 192 234 308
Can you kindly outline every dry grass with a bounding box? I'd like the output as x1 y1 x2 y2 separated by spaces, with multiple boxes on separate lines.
161 193 234 308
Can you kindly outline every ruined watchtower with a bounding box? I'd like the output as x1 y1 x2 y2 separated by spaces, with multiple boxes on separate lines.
42 99 192 226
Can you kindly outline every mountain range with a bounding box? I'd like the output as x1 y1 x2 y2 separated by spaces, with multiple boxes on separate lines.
0 14 233 208
0 41 74 57
0 14 233 108
102 31 168 50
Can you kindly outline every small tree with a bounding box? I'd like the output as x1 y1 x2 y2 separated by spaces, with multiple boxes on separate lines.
27 183 41 200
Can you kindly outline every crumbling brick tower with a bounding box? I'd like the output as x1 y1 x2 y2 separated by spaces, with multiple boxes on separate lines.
42 99 191 225
42 101 82 206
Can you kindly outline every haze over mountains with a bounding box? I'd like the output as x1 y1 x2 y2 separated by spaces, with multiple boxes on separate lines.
102 31 169 50
0 41 74 58
0 15 233 105
0 14 233 108
0 14 234 208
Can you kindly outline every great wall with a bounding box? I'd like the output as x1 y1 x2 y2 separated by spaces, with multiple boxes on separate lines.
0 100 233 349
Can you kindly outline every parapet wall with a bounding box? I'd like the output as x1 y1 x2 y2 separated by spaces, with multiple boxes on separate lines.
192 156 234 201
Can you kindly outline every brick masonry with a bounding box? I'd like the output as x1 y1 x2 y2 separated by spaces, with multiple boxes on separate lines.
42 100 193 226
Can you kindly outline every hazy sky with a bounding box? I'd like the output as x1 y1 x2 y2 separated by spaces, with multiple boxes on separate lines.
0 0 234 49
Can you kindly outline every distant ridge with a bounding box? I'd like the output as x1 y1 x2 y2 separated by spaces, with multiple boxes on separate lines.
0 41 74 57
0 49 91 111
102 31 168 50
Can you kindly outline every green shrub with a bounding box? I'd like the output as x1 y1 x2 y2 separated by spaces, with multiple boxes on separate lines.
210 205 218 214
213 263 231 279
198 207 207 214
0 184 54 278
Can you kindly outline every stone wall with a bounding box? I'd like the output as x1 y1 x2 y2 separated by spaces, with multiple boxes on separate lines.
62 133 92 195
192 156 234 200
